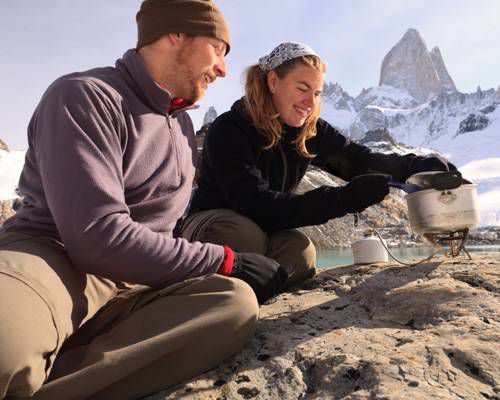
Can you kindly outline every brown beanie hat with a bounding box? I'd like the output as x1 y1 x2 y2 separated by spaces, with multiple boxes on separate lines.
136 0 231 54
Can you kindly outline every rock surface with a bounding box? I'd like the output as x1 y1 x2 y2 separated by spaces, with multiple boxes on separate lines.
148 253 500 400
0 199 16 224
0 138 8 152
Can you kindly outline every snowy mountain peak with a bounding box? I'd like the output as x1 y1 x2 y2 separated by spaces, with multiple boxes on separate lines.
322 82 356 113
429 46 457 92
202 106 218 126
379 28 452 103
496 86 500 101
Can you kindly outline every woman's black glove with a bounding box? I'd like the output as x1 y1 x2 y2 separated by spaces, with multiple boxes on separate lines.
338 174 391 213
231 252 288 303
408 155 457 175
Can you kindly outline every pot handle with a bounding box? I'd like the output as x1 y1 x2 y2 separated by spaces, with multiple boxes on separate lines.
388 181 422 193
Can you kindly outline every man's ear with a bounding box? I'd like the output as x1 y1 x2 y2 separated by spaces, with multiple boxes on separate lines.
167 32 183 46
267 70 278 94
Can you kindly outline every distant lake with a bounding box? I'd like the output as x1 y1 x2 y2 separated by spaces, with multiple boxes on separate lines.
317 245 500 269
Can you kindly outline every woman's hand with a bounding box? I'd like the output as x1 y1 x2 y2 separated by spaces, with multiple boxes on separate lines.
338 174 391 213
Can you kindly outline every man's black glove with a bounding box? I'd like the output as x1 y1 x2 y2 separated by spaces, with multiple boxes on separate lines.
338 173 391 214
231 252 288 303
409 155 457 175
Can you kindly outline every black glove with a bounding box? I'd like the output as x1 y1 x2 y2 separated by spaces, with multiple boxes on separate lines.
409 155 456 175
231 252 288 303
338 174 391 214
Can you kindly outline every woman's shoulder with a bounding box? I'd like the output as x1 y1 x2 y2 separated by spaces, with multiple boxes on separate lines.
210 99 249 131
315 117 343 135
208 100 265 145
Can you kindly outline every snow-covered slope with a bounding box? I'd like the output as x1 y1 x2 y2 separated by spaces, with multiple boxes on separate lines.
460 158 500 227
321 82 357 132
0 149 25 200
321 101 356 132
430 100 500 166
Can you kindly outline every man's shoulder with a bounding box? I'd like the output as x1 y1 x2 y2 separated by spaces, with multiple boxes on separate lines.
41 67 125 110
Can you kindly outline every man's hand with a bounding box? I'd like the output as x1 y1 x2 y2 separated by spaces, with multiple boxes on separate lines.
230 252 288 303
338 174 391 214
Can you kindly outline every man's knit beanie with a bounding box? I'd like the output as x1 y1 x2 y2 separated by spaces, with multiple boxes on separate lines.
136 0 231 54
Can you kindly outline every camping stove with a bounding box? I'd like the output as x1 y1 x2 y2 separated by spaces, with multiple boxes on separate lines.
423 228 472 259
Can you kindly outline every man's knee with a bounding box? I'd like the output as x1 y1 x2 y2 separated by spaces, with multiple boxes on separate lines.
222 277 259 339
0 275 57 398
0 340 47 398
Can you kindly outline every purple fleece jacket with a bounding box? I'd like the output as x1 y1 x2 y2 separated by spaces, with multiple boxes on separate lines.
3 49 224 286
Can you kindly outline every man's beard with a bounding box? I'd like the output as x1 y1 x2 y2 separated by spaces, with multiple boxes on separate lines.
176 46 206 103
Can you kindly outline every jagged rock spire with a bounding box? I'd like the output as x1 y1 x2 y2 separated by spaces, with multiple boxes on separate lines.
429 47 456 92
379 28 456 103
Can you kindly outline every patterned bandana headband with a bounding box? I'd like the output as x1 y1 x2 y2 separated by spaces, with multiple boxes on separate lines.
258 42 320 72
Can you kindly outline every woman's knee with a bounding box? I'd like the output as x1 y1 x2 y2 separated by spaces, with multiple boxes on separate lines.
291 236 317 284
267 230 317 286
185 209 267 254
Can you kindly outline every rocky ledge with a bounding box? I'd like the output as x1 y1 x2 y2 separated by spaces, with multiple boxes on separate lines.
149 253 500 400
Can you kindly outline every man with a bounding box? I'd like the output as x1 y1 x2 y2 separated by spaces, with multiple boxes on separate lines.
0 1 287 399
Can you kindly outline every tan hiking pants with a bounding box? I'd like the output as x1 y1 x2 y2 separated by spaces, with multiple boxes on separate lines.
181 209 317 287
0 229 259 400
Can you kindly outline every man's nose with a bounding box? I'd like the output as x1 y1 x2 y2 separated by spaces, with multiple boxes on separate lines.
214 57 227 78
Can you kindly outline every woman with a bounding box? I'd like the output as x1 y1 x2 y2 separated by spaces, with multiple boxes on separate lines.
182 42 453 287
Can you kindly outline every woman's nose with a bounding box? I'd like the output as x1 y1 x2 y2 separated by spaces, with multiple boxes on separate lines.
303 93 314 107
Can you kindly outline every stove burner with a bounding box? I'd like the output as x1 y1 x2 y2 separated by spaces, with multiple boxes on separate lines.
424 228 471 259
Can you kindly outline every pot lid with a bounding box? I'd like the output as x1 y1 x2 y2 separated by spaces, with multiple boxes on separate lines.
406 170 466 190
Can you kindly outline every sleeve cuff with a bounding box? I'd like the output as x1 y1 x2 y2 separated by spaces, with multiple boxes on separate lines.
217 245 234 276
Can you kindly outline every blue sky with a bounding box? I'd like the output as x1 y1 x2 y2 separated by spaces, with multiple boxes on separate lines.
1 0 499 150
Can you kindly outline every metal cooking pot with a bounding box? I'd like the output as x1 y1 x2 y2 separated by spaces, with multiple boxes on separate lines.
404 171 480 234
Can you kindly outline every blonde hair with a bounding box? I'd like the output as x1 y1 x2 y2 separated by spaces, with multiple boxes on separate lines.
244 55 326 158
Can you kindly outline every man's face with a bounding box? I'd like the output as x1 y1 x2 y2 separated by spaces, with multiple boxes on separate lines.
175 36 227 102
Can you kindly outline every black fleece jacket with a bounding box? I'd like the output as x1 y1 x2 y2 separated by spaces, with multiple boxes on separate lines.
191 99 424 231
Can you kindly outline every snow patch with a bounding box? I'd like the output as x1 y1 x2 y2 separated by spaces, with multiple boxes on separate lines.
321 102 356 132
0 150 25 200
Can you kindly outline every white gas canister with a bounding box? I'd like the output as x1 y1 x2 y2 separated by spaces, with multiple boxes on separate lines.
352 234 388 265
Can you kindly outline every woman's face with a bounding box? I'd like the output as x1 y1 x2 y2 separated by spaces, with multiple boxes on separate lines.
267 64 324 127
